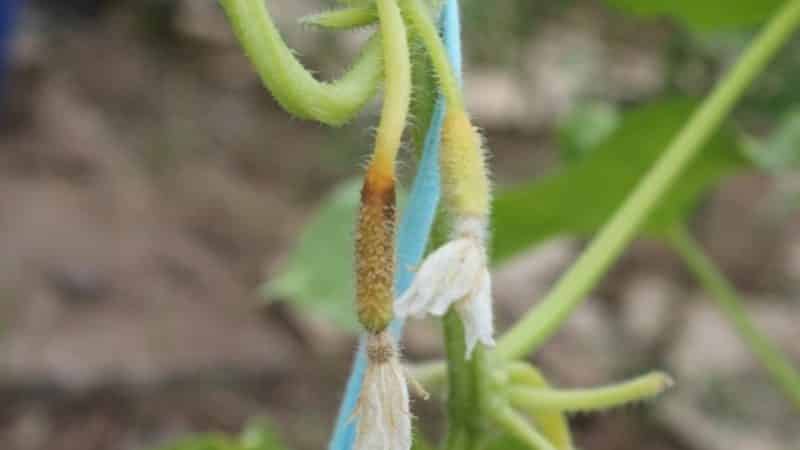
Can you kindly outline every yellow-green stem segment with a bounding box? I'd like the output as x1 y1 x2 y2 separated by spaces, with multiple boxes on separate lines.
401 0 464 111
441 109 491 217
371 0 412 174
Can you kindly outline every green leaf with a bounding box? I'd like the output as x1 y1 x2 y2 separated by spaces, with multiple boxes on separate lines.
240 422 288 450
605 0 783 30
265 178 362 331
155 435 239 450
492 98 750 262
153 422 288 450
558 102 620 163
747 108 800 171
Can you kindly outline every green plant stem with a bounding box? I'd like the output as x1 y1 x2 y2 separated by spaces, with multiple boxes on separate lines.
428 206 473 449
300 6 377 30
471 345 493 450
506 362 548 387
490 406 558 450
435 206 491 448
374 0 412 158
505 363 574 450
495 0 800 361
507 372 674 413
410 36 438 158
668 225 800 410
219 0 382 126
443 310 477 450
401 0 465 110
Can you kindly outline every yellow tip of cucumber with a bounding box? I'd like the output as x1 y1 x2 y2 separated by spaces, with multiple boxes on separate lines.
441 109 492 218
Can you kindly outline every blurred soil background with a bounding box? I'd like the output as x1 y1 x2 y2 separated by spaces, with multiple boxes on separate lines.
0 1 798 450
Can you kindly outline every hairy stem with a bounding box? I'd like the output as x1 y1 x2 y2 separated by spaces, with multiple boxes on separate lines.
372 0 412 169
668 225 800 410
410 37 439 158
411 2 488 448
432 210 491 446
444 310 476 450
495 0 800 361
219 0 381 126
508 372 673 413
505 363 574 450
401 0 465 111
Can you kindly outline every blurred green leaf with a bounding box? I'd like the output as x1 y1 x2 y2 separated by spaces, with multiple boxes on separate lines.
155 435 239 450
411 432 438 450
492 98 750 262
240 421 288 450
461 0 568 64
154 422 287 450
265 178 361 331
605 0 783 30
747 109 800 171
558 102 620 163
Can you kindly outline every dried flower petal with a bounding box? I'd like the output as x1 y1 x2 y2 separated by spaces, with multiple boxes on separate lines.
395 217 495 358
354 333 412 450
456 269 494 356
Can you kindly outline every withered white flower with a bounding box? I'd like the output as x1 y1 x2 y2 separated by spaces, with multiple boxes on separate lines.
354 332 412 450
395 217 495 357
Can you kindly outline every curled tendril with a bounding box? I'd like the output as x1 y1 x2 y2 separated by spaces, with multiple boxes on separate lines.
219 0 383 126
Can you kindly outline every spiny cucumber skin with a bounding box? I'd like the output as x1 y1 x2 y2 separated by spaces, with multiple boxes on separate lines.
356 170 397 334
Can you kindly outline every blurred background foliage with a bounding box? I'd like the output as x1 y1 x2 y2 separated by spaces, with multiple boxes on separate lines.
153 422 287 450
0 0 799 449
